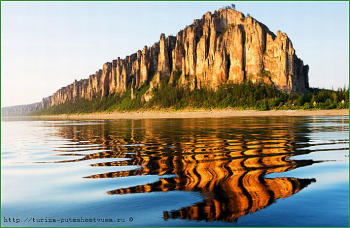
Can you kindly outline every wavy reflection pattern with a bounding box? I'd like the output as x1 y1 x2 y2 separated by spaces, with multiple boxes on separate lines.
49 117 340 222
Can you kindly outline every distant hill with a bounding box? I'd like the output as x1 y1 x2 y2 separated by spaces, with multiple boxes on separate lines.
1 102 41 116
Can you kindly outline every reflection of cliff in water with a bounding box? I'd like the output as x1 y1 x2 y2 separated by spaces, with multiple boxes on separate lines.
52 117 317 222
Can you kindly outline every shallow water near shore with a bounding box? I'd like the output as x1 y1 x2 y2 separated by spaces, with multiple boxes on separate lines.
1 116 349 227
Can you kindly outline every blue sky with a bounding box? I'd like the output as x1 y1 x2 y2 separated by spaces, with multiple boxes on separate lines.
1 1 349 107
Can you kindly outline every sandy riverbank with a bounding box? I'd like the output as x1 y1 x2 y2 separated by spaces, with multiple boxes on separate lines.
23 109 349 120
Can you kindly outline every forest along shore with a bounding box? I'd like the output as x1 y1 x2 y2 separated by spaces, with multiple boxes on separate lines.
23 109 349 120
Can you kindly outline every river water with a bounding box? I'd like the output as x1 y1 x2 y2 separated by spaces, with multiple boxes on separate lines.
1 116 349 227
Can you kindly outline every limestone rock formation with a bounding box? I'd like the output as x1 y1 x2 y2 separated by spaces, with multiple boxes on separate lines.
39 8 309 108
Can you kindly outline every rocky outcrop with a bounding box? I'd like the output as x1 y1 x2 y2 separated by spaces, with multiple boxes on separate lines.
40 8 309 108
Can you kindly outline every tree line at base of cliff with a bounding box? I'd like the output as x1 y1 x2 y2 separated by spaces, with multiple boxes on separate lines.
31 79 349 115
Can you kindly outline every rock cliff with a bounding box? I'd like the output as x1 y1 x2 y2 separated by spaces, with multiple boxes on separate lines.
39 8 309 108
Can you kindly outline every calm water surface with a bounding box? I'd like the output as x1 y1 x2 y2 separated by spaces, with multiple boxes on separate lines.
1 116 349 227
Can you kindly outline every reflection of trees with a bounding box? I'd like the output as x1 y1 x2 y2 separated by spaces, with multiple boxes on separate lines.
52 117 317 222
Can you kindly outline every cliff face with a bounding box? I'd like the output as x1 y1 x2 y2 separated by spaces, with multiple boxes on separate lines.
41 8 309 108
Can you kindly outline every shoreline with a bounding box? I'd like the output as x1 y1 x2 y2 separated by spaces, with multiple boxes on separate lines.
18 109 350 120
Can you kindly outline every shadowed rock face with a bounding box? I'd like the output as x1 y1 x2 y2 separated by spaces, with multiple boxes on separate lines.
39 8 309 108
48 118 318 223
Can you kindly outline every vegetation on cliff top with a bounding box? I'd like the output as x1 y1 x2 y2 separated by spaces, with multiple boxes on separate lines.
32 76 349 115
